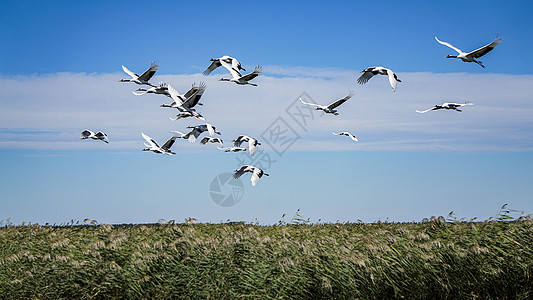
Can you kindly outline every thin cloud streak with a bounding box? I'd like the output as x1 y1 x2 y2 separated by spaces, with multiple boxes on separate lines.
1 67 532 152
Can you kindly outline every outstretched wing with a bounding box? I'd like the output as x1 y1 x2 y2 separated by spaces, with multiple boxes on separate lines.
203 60 222 75
327 92 353 109
240 66 262 81
141 132 159 148
435 36 463 54
248 139 258 156
231 57 245 72
200 137 211 145
468 35 502 58
162 135 178 151
138 61 159 82
220 59 242 78
167 84 184 106
81 130 93 139
95 131 109 143
250 167 265 186
183 82 206 108
233 135 245 147
121 65 138 79
233 165 249 179
345 132 358 142
180 89 201 109
356 68 376 85
206 123 215 137
386 69 398 92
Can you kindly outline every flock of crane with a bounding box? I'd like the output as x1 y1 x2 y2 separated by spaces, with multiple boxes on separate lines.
81 35 503 186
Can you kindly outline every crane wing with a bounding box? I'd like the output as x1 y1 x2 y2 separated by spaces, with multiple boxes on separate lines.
233 135 246 147
206 123 215 137
468 35 502 58
138 61 159 82
167 84 185 106
435 36 463 54
180 89 201 109
240 66 263 81
183 82 206 108
161 135 178 151
95 131 109 143
233 170 246 179
250 167 265 186
356 69 376 85
81 130 94 139
386 69 398 92
220 60 242 78
200 137 212 145
327 92 352 109
203 60 222 75
121 65 138 79
248 139 258 156
141 132 159 148
231 58 245 72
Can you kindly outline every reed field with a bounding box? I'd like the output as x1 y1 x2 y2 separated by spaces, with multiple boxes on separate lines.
0 209 532 299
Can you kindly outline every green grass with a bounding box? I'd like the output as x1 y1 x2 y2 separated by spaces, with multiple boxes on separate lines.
0 216 532 299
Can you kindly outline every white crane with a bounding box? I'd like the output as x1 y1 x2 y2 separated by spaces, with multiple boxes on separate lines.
141 132 180 155
416 102 474 113
132 82 170 97
119 62 159 87
435 35 502 68
178 123 221 143
81 130 109 143
233 165 269 186
162 83 206 120
332 132 358 142
298 92 353 116
203 55 246 75
218 146 247 152
232 135 261 156
200 137 224 147
357 66 401 92
219 63 262 86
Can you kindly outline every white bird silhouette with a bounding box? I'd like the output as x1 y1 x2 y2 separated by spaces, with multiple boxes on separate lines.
218 146 247 152
179 123 221 143
233 165 269 186
298 92 353 116
219 64 262 86
132 82 170 97
357 66 401 92
332 132 358 142
163 83 206 120
200 137 224 147
203 55 246 75
141 132 180 155
416 102 474 113
435 35 502 68
119 62 159 87
232 135 261 156
81 130 109 143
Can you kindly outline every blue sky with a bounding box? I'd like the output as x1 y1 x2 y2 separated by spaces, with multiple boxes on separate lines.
1 1 532 225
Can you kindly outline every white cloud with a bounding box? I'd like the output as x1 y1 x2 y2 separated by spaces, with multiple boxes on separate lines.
1 68 532 152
